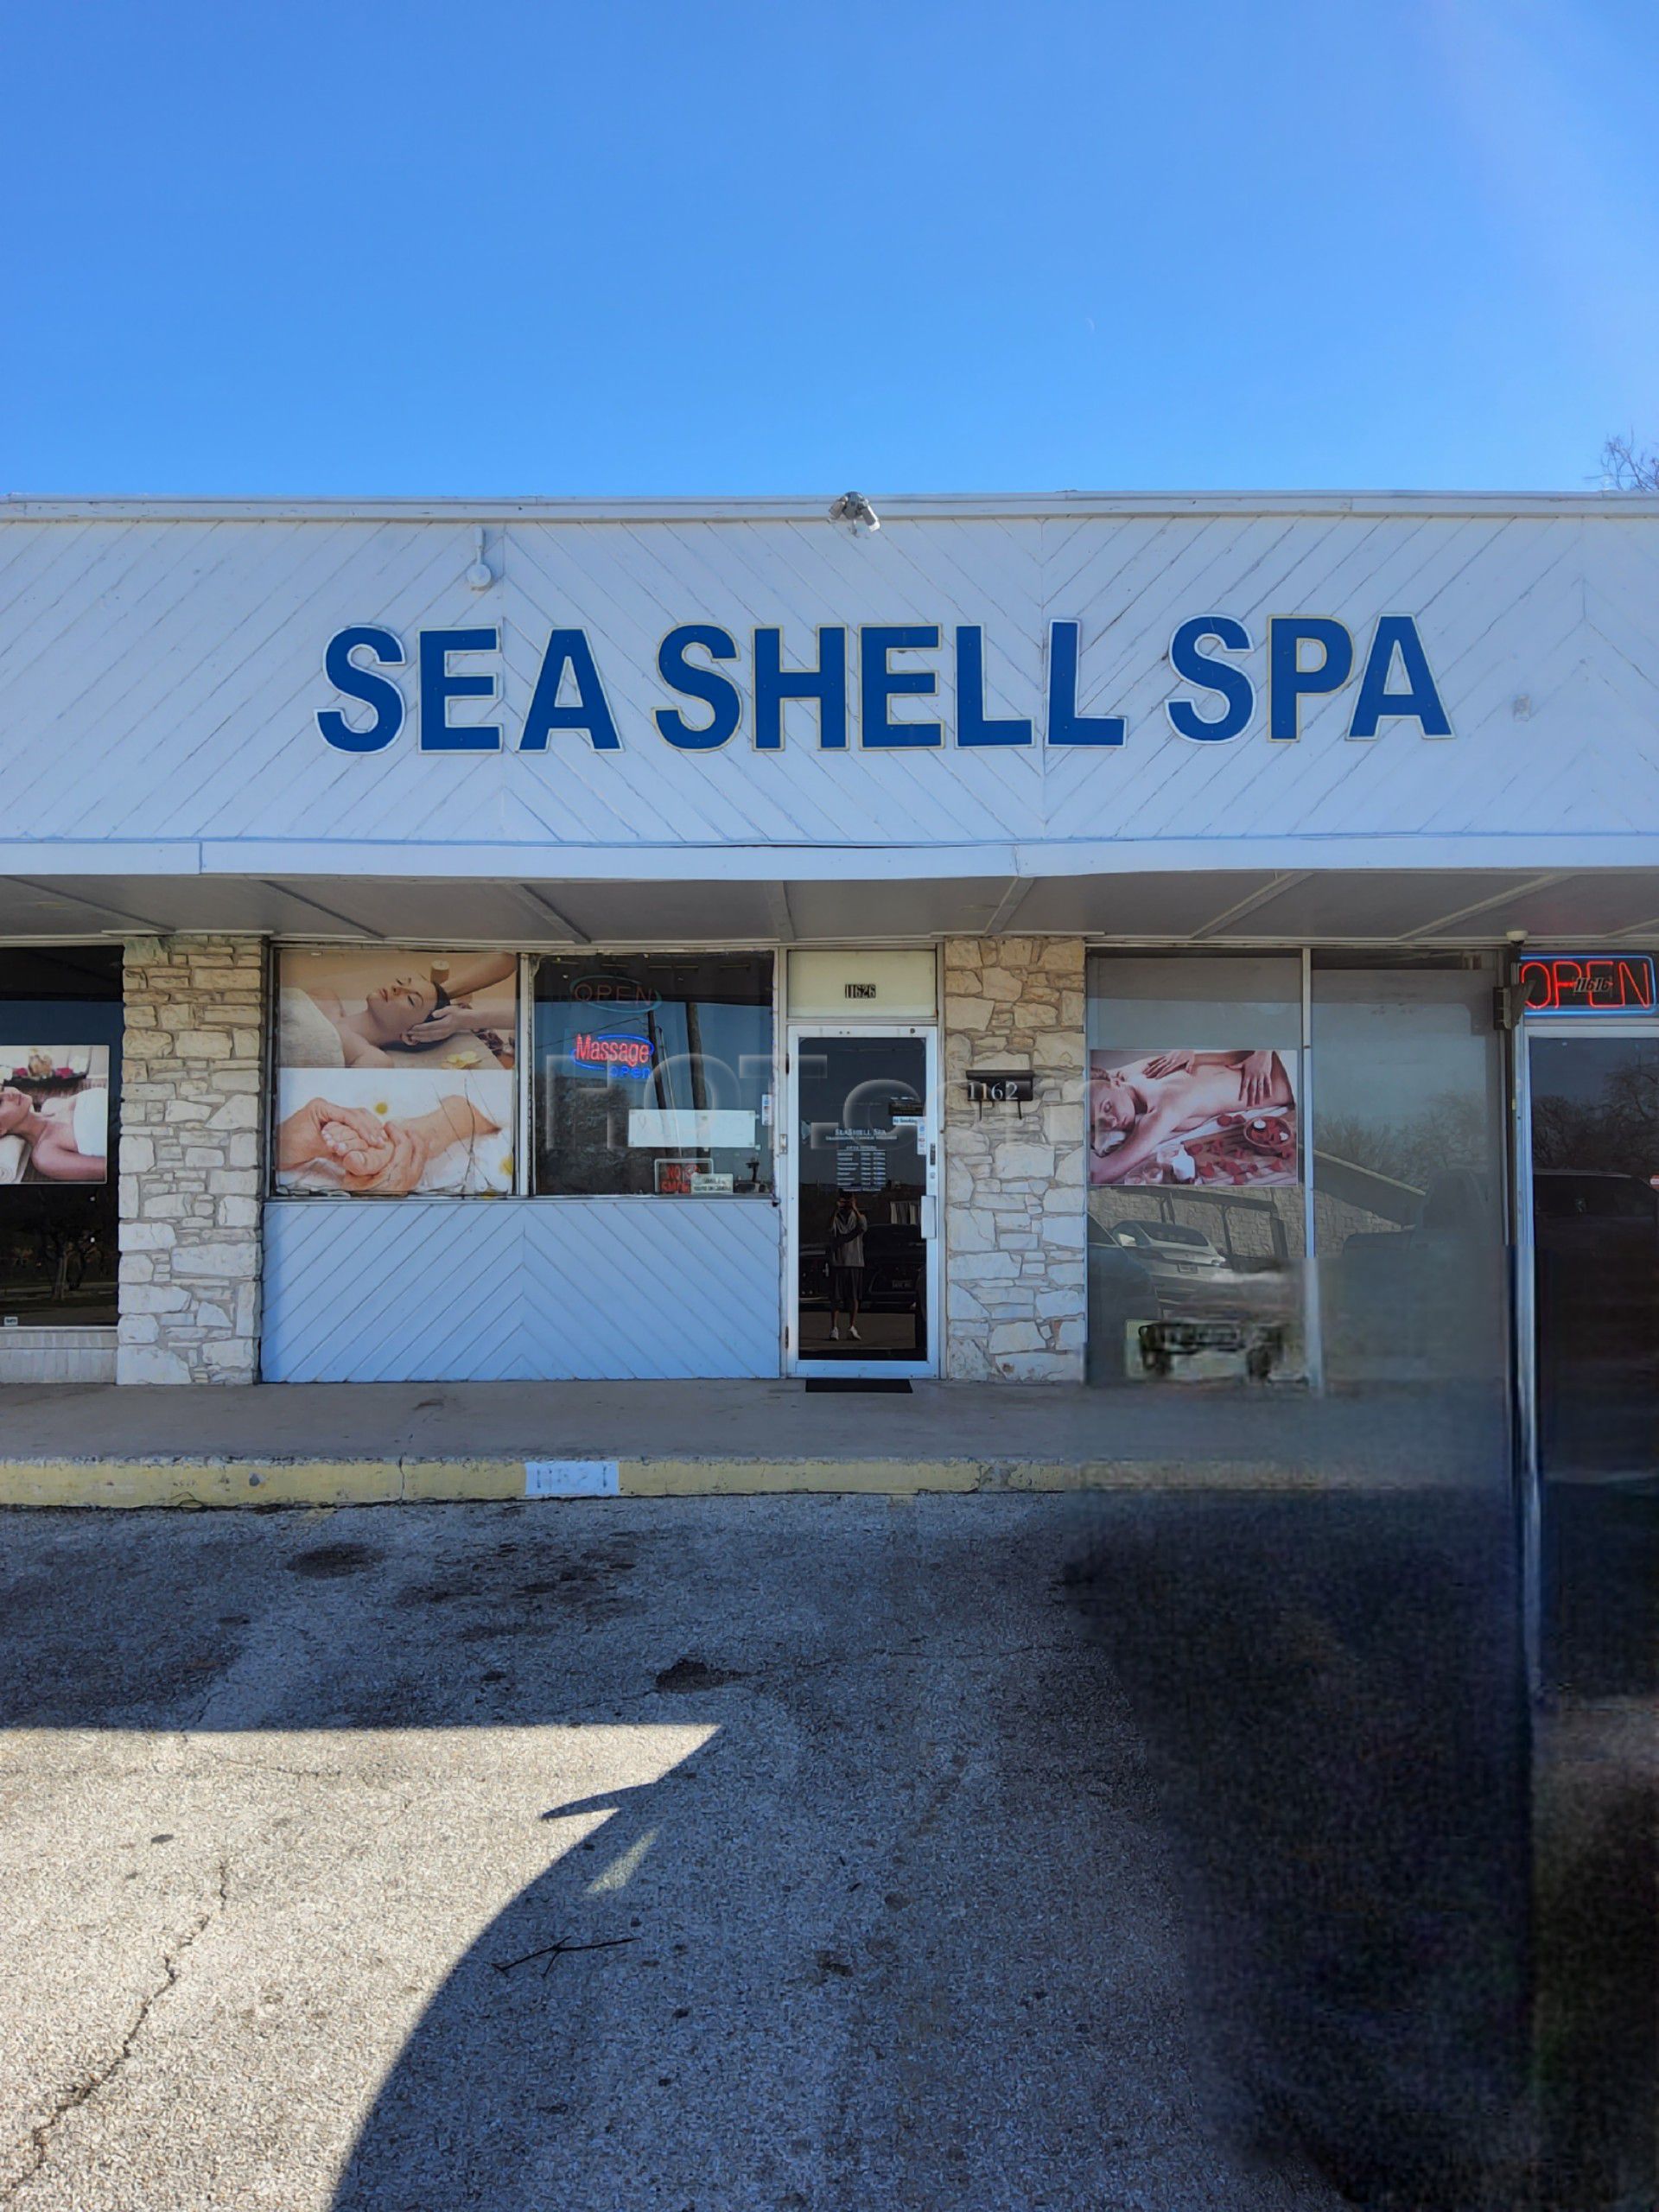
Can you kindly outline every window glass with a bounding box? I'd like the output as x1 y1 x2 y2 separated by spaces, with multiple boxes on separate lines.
274 949 518 1196
533 955 774 1197
794 1032 927 1361
1311 954 1505 1389
1086 952 1305 1387
0 946 123 1325
1086 954 1302 1050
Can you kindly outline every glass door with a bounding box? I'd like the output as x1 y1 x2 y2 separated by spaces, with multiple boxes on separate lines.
1524 1026 1659 1697
1522 1021 1659 2197
1529 1032 1659 1476
787 1027 938 1376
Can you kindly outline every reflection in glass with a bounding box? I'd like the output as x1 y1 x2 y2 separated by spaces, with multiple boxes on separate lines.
1527 1033 1659 2203
534 954 774 1198
1311 955 1506 1391
796 1036 927 1363
1530 1035 1659 1476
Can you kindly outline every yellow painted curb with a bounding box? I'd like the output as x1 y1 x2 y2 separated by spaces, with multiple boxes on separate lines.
402 1458 526 1503
0 1452 1412 1509
617 1458 1342 1495
620 1457 984 1497
0 1459 402 1510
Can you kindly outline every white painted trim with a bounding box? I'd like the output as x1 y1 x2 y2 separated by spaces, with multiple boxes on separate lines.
3 492 1655 524
515 953 533 1198
1300 947 1322 1394
1513 1011 1541 1696
9 834 1659 884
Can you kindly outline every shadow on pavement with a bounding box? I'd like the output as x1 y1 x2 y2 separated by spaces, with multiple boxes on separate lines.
0 1497 1341 2210
316 1503 1337 2211
1064 1491 1536 2211
2 1487 1647 2209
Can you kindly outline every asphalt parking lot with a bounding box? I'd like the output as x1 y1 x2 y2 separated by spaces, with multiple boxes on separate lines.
0 1491 1530 2210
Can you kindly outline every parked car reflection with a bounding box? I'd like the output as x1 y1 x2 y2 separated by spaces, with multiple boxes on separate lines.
1089 1189 1297 1382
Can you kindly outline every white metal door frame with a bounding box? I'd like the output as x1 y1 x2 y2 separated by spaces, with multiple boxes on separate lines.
784 1021 940 1380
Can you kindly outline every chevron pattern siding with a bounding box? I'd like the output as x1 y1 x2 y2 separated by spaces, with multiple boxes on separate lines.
262 1199 781 1382
2 510 1655 861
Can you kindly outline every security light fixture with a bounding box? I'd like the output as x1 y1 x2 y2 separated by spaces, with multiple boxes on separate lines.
829 492 880 537
465 527 494 589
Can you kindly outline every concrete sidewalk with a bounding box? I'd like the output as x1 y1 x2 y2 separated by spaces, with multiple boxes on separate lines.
0 1377 1507 1508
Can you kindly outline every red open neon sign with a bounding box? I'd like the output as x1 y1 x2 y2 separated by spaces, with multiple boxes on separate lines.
1519 953 1657 1014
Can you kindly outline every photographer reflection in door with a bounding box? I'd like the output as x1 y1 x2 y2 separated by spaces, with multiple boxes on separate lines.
826 1192 868 1344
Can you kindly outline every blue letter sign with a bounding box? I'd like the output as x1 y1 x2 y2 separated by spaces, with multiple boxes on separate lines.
520 629 622 753
1166 616 1254 742
318 611 1454 760
1349 616 1452 738
317 626 404 753
656 626 742 749
418 628 501 752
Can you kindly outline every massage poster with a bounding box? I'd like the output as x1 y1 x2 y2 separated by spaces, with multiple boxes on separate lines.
275 950 518 1196
1088 1048 1298 1190
0 1047 111 1186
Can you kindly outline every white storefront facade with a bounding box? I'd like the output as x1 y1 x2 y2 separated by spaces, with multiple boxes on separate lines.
0 490 1655 1472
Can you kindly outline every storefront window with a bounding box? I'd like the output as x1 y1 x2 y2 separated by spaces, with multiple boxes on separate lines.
1086 953 1305 1385
1310 953 1506 1390
272 949 518 1196
533 955 774 1197
0 947 122 1325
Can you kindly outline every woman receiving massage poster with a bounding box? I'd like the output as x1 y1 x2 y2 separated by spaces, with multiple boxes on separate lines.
274 950 518 1198
0 1048 111 1185
1089 1046 1299 1190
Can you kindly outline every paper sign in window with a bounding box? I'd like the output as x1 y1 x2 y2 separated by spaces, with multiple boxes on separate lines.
627 1109 756 1149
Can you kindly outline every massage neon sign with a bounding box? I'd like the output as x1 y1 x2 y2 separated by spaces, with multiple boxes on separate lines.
1519 953 1658 1015
571 1031 654 1077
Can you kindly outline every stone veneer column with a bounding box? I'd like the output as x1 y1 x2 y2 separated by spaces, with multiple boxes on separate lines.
942 937 1086 1382
117 936 267 1384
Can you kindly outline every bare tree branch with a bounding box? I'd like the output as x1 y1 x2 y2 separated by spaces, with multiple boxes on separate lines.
1600 431 1659 492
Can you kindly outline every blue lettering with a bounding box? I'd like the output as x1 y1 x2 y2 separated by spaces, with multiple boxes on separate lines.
1349 615 1452 738
318 626 404 753
321 606 1453 763
418 627 500 753
519 628 621 752
1046 622 1124 746
1166 616 1254 742
956 626 1033 747
656 625 741 749
753 626 847 749
1268 617 1353 741
860 626 943 747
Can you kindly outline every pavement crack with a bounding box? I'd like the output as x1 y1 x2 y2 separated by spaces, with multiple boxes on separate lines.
3 1856 229 2204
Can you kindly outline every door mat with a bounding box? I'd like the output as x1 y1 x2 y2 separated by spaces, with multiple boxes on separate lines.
803 1378 913 1395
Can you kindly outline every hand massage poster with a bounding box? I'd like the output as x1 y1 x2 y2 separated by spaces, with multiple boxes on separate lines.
275 950 518 1196
0 1047 111 1185
1088 1048 1299 1190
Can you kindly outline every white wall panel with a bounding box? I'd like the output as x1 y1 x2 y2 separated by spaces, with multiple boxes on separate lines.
1 502 1656 874
262 1198 782 1382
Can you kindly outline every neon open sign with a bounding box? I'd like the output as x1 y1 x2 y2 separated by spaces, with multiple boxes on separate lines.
1519 953 1658 1015
571 1032 654 1077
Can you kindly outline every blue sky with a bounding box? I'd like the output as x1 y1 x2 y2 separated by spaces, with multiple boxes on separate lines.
3 0 1656 496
